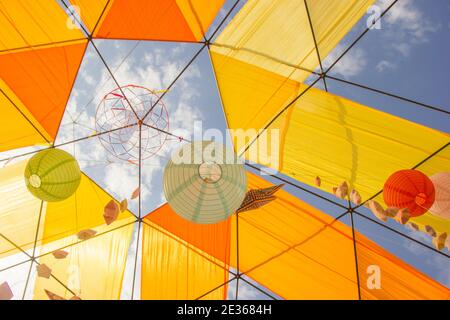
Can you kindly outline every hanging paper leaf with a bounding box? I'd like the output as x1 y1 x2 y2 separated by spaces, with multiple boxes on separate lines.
406 222 419 232
314 176 321 187
52 249 69 259
77 229 97 241
432 233 447 251
393 208 410 225
350 189 361 205
335 181 348 199
368 200 387 222
37 264 52 279
0 282 13 300
425 225 437 237
103 200 120 225
131 187 140 199
385 207 399 218
44 289 65 300
120 199 128 212
70 295 82 300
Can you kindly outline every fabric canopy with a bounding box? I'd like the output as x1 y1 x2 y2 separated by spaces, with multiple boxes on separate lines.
0 160 135 258
0 1 87 151
71 0 225 41
144 172 450 300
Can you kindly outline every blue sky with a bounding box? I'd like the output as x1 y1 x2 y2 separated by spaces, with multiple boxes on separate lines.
1 0 449 300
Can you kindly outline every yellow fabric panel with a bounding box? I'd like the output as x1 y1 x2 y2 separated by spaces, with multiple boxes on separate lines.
0 160 44 257
212 0 374 80
0 0 85 50
231 172 449 299
277 87 450 234
40 173 135 252
33 223 134 300
0 86 50 152
210 51 301 156
0 159 135 258
69 0 109 34
176 0 225 40
141 221 227 300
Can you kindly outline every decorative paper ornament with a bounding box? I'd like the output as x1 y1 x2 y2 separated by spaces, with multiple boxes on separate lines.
37 264 52 279
432 233 447 251
236 184 284 213
350 189 362 205
429 172 450 219
0 282 13 300
368 200 387 222
24 149 81 202
52 250 68 259
383 169 435 217
314 176 321 187
425 225 436 237
163 141 247 224
103 200 119 225
335 181 348 199
44 289 65 300
393 208 410 225
77 229 97 240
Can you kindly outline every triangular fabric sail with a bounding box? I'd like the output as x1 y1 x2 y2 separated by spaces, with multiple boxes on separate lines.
0 159 135 258
0 41 88 139
71 0 225 42
141 205 231 299
211 0 375 147
33 223 134 300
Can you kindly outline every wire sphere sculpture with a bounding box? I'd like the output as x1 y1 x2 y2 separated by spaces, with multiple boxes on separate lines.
95 85 169 162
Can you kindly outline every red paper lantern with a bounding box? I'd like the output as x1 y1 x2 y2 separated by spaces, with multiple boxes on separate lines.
383 169 435 217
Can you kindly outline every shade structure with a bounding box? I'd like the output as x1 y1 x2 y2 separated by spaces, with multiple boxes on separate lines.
163 141 247 224
0 0 448 302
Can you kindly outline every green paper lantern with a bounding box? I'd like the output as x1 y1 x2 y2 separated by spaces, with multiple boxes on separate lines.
24 149 81 202
163 141 247 224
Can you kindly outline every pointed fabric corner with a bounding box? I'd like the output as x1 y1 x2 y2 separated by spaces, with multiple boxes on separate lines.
141 204 231 299
32 223 134 300
0 160 135 259
231 172 450 300
71 0 224 42
210 0 375 147
0 40 88 140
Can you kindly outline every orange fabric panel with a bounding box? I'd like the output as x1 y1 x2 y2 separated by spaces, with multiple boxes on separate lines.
144 204 231 264
0 40 87 138
356 235 450 300
234 173 450 300
94 0 196 41
176 0 225 40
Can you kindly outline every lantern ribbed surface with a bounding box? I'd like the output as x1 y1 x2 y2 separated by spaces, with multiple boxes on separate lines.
163 141 247 224
429 172 450 219
383 169 435 217
24 148 81 202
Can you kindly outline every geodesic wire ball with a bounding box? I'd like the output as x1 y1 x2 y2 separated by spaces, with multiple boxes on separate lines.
24 148 81 202
95 85 169 162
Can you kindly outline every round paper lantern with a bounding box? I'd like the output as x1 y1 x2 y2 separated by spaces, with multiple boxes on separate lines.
383 169 435 217
163 141 247 224
24 149 81 202
429 172 450 219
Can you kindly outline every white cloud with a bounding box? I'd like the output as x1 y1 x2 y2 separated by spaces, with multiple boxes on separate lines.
377 0 440 56
322 44 367 78
375 59 396 72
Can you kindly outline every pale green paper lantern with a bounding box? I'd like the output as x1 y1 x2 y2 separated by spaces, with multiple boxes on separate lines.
24 148 81 202
163 141 247 224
